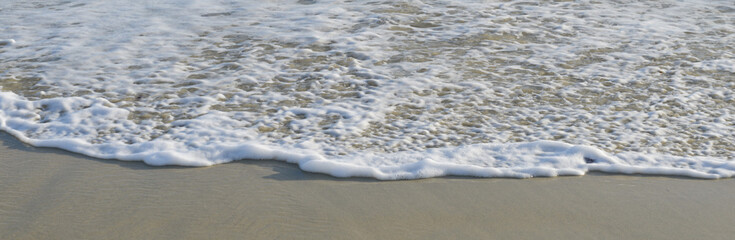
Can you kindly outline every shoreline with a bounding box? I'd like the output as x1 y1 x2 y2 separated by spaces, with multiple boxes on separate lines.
2 131 734 239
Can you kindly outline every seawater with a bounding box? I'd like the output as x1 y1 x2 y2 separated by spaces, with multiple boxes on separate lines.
0 0 733 179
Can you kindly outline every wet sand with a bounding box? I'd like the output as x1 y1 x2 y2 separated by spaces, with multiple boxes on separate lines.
1 131 734 240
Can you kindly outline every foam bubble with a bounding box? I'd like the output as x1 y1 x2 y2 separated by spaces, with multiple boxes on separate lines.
1 0 733 179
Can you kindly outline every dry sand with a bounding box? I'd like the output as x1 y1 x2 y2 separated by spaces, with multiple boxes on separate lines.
1 131 734 240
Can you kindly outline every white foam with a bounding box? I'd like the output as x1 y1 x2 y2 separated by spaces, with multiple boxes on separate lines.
1 0 733 179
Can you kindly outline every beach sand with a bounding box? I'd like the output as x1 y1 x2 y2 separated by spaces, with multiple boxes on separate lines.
1 131 734 240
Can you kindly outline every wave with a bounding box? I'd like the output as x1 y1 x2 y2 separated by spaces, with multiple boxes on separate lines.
2 92 734 179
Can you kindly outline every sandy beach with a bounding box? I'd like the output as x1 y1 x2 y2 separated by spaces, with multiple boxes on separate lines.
1 131 734 239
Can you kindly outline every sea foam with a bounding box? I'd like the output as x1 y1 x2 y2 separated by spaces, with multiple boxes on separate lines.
0 0 733 179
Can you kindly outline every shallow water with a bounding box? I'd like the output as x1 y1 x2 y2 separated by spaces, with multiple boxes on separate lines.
0 0 733 179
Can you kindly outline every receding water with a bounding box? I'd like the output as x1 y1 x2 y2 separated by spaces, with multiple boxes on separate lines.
0 0 733 179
